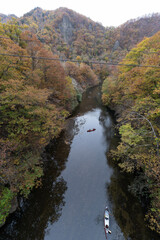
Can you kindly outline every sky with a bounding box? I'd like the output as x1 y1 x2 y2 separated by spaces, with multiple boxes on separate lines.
1 0 160 27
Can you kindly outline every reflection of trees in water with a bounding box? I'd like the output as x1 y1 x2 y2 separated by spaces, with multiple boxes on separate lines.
107 161 159 240
72 86 102 117
1 177 67 240
0 132 71 240
98 107 115 155
99 108 159 239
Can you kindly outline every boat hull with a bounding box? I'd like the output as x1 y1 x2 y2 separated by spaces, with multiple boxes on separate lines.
104 206 110 238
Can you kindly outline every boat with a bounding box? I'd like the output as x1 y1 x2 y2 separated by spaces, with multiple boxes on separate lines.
104 206 111 238
87 128 96 132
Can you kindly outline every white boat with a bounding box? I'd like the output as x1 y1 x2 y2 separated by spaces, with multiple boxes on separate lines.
104 206 111 238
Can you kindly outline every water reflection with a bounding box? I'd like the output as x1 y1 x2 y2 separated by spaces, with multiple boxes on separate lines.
72 86 102 116
43 91 114 240
0 135 71 240
99 109 114 151
99 106 159 240
106 167 160 240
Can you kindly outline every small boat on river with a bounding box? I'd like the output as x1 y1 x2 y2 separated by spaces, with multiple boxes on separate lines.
104 206 111 238
87 128 96 132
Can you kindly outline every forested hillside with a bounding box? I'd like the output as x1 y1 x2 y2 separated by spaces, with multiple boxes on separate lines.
111 13 160 62
115 13 160 49
18 7 108 61
17 8 160 64
1 7 160 64
0 14 17 23
102 31 160 234
0 19 98 226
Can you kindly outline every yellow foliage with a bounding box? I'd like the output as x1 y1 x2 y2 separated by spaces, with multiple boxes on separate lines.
104 31 160 234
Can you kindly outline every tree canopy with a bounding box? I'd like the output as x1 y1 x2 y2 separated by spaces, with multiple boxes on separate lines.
0 20 98 225
102 31 160 233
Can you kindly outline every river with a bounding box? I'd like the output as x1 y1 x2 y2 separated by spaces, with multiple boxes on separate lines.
0 86 159 240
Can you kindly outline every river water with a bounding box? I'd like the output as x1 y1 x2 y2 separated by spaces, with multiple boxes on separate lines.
0 86 159 240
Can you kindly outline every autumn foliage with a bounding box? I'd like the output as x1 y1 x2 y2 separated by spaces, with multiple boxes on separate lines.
1 7 160 231
0 20 99 225
102 31 160 233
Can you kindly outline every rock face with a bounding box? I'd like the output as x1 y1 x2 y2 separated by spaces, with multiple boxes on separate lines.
9 196 18 214
59 15 74 43
113 40 120 51
71 77 83 94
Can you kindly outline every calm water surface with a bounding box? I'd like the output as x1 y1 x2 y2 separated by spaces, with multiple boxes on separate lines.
0 86 159 240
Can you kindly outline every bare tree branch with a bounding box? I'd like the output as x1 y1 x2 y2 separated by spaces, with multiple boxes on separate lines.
129 111 159 156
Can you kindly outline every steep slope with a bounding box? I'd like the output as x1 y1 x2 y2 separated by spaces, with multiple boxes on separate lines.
19 7 107 61
116 13 160 50
18 8 160 64
102 31 160 234
1 8 160 64
105 13 160 62
0 13 17 23
0 19 99 227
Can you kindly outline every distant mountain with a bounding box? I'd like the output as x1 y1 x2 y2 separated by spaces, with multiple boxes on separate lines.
115 13 160 50
0 13 17 23
108 13 160 62
18 8 160 62
1 8 160 62
18 7 108 61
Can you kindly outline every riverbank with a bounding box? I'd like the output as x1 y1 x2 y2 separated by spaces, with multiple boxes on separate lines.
0 78 100 229
0 22 101 226
102 99 160 235
101 32 160 234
